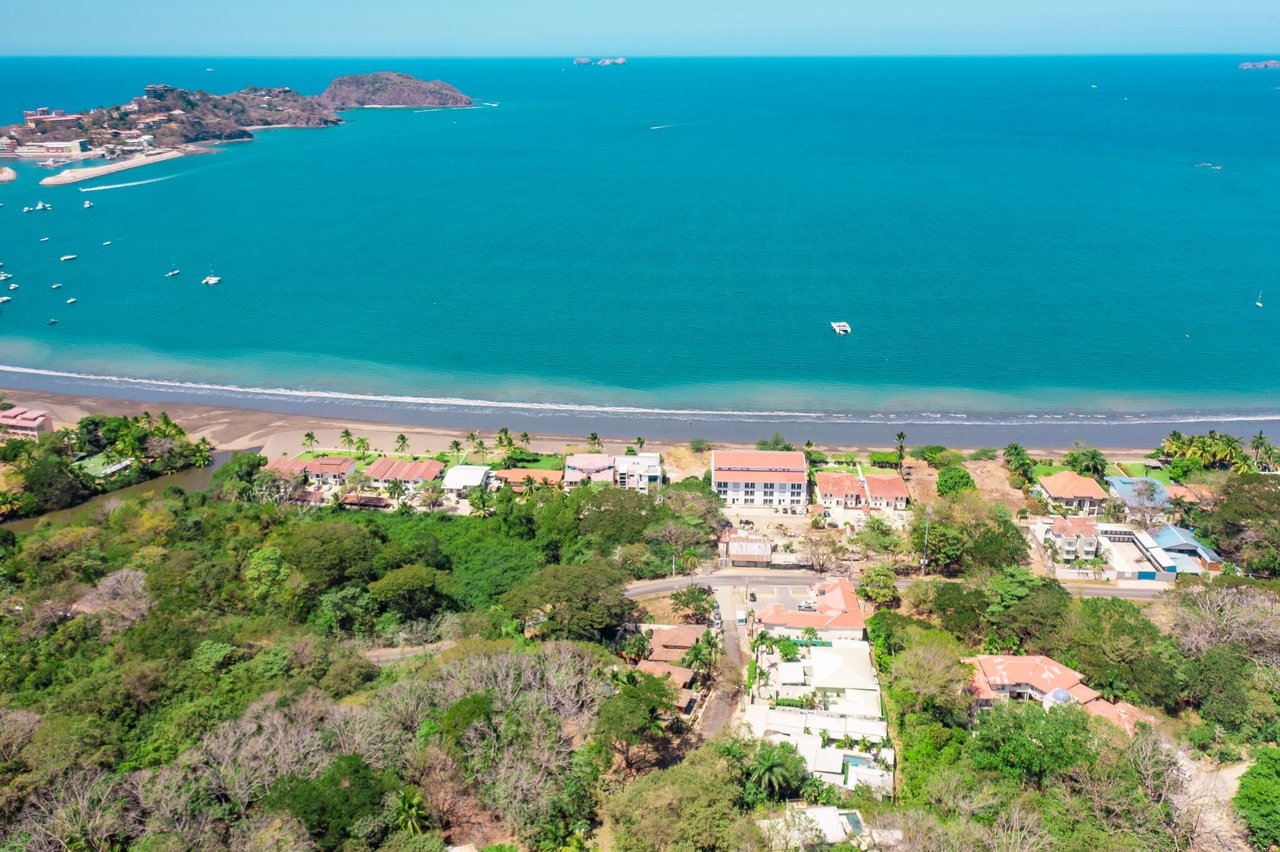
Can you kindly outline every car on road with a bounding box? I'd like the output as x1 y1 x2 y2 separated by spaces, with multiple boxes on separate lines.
799 599 817 611
748 591 757 602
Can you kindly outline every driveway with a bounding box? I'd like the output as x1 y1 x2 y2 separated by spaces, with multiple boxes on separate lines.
695 586 749 737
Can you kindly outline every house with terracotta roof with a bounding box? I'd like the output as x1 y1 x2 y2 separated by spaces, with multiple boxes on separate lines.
634 659 699 714
264 455 355 485
1037 471 1108 516
711 450 808 508
492 468 564 492
756 578 867 641
0 406 53 440
646 625 707 663
967 654 1154 735
364 457 444 493
563 453 616 491
864 475 910 511
815 471 863 510
1039 516 1101 563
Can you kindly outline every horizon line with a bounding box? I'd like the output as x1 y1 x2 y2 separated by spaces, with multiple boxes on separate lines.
0 51 1273 60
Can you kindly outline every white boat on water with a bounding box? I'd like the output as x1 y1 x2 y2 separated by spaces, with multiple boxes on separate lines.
66 298 77 304
0 297 11 304
102 241 111 246
39 237 49 242
83 200 93 209
51 284 62 289
8 284 18 291
35 201 51 211
831 321 852 335
202 275 221 285
0 272 11 281
47 319 57 326
22 207 32 213
165 269 181 278
60 255 77 262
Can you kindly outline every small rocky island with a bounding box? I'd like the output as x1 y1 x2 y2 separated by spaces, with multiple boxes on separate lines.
1239 59 1280 69
316 72 472 109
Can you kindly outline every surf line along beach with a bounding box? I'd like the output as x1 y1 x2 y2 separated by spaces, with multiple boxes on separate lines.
38 149 184 186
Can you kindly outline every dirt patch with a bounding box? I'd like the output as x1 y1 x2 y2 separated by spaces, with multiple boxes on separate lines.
900 458 936 504
662 446 710 483
967 458 1027 510
635 593 687 625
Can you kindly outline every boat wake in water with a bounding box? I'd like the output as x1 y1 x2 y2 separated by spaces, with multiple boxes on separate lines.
79 175 177 192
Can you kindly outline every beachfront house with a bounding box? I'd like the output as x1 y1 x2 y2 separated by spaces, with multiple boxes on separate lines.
1039 516 1100 563
615 452 663 494
264 455 355 486
864 475 910 511
1037 470 1107 516
364 458 444 493
711 450 808 508
563 453 616 491
967 654 1153 735
1105 476 1200 524
491 468 564 492
442 465 491 499
814 471 862 510
0 406 53 441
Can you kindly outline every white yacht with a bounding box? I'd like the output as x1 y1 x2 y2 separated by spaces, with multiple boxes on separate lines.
51 284 62 289
165 269 181 278
0 297 11 304
830 321 852 335
66 298 77 304
202 275 221 285
60 255 77 261
83 200 94 209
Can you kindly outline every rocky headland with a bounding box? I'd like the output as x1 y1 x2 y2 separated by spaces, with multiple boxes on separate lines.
1 72 472 148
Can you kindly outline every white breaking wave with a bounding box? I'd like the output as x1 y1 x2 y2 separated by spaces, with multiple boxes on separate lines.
78 176 176 192
0 363 1277 426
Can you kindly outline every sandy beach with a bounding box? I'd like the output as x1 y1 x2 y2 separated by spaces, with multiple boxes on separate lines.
38 149 184 186
0 385 1204 459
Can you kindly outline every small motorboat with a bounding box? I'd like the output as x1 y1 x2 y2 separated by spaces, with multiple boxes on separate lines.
66 298 77 304
165 269 181 278
102 241 111 246
51 284 62 289
8 284 18 291
0 297 11 304
22 207 32 213
831 321 852 335
202 275 221 285
47 319 57 325
39 237 49 242
84 200 93 209
60 255 77 261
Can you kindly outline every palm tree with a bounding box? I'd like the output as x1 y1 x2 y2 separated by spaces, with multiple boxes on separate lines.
519 431 531 451
419 482 444 509
339 428 354 452
354 436 371 459
635 436 646 450
448 440 465 464
192 437 214 467
895 431 907 469
1250 431 1270 464
587 432 602 452
496 427 511 448
386 478 406 503
474 439 490 464
395 433 410 455
749 742 801 798
302 431 317 452
680 642 712 676
467 431 480 456
393 789 429 835
0 491 21 517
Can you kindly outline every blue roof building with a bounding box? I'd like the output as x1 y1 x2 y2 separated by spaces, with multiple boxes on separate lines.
1133 524 1223 577
1105 476 1171 508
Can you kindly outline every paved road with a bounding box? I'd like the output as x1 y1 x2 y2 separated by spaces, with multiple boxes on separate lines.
626 572 1164 601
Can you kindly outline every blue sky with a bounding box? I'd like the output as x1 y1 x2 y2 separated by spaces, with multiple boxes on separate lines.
7 0 1279 56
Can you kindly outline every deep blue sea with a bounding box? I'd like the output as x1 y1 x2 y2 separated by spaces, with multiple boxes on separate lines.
0 56 1278 425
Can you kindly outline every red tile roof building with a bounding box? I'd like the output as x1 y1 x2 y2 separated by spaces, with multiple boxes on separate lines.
264 455 355 483
711 450 808 507
968 654 1154 735
364 457 444 489
0 406 53 440
756 578 867 638
814 471 862 509
1038 471 1108 516
646 625 707 663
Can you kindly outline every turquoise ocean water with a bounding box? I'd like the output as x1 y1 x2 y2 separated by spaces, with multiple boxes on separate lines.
0 56 1278 425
